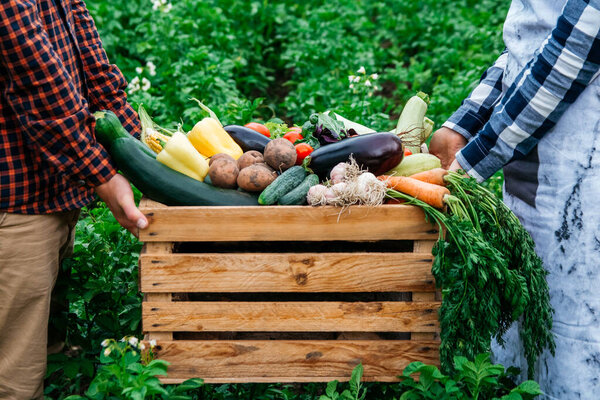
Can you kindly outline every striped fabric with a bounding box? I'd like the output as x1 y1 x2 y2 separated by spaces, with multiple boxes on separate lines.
0 0 140 214
446 0 600 182
443 50 508 140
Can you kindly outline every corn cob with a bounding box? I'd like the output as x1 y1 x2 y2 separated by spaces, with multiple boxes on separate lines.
138 104 174 154
143 129 171 154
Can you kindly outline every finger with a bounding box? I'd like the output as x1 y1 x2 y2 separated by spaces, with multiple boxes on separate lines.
118 194 148 230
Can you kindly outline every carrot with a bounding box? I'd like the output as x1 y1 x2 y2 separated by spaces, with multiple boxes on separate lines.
409 168 448 186
378 175 450 209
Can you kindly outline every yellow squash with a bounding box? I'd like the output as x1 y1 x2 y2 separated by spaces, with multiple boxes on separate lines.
156 132 209 181
187 118 243 159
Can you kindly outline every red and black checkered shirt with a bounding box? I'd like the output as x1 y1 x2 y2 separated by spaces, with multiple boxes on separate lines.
0 0 141 214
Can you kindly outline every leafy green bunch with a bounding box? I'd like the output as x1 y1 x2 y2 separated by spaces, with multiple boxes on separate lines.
442 175 555 377
388 173 554 378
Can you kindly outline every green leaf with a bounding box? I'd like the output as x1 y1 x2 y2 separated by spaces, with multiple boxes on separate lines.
349 363 363 395
325 380 339 397
512 380 543 395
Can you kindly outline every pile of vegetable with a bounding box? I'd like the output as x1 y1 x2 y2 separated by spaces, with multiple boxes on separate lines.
94 93 554 378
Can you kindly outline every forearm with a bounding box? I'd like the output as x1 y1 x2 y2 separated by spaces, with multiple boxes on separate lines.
443 50 508 140
71 0 141 137
456 0 600 182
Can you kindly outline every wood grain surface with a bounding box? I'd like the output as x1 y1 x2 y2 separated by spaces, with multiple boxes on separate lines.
149 340 440 383
143 301 440 332
139 252 435 293
138 198 438 242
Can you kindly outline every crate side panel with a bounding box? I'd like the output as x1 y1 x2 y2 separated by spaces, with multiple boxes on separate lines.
139 204 438 242
143 301 440 332
151 340 439 382
140 252 435 293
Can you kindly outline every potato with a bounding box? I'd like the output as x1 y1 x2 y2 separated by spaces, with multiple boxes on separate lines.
237 150 264 170
264 138 297 171
237 164 277 192
208 159 239 189
209 153 235 166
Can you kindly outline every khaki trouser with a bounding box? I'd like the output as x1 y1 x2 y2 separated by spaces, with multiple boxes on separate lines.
0 210 79 400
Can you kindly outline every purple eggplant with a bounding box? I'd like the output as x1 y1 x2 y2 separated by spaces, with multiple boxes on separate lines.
224 125 271 153
308 133 404 179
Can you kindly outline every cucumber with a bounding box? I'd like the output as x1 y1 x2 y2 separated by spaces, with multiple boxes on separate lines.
278 174 319 205
258 166 307 205
95 112 258 206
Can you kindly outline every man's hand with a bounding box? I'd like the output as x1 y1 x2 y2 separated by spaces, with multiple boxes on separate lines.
95 174 148 236
448 159 463 172
428 127 467 169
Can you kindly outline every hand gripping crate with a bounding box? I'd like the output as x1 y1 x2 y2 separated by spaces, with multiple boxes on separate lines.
138 197 440 384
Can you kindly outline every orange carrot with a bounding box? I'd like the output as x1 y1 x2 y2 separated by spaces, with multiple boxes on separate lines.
378 175 450 209
409 168 448 186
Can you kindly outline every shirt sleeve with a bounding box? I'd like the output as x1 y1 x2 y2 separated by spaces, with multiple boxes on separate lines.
0 0 116 188
456 0 600 182
442 50 508 140
70 0 142 138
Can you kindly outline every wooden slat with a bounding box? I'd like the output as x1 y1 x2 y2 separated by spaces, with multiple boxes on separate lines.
139 201 438 242
149 340 439 383
143 301 440 332
145 294 174 341
412 240 438 340
140 252 435 293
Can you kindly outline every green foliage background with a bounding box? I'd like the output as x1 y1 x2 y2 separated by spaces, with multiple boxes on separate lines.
45 0 510 398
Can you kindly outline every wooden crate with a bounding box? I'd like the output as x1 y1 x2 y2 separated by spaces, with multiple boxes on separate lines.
138 197 440 384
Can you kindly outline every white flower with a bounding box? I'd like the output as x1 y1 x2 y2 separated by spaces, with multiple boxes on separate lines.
129 77 141 94
140 343 146 351
103 348 111 357
120 336 128 342
149 339 157 348
161 0 167 4
348 75 355 83
135 67 143 74
357 66 366 74
128 337 139 347
349 84 354 89
364 80 372 87
141 77 151 91
146 61 157 76
370 73 379 80
353 76 360 83
164 3 173 12
101 339 110 348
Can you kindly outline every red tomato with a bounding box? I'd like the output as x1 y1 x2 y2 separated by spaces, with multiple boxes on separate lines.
295 143 313 164
287 126 302 134
404 148 413 156
283 131 303 144
244 122 270 138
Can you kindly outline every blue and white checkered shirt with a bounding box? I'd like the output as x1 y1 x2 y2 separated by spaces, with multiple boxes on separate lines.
444 0 600 182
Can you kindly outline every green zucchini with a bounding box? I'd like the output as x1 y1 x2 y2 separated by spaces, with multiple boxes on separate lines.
94 110 156 158
258 166 307 205
95 112 258 206
278 174 319 205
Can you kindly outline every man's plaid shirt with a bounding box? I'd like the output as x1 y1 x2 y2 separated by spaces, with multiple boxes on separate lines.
0 0 141 214
443 0 600 182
